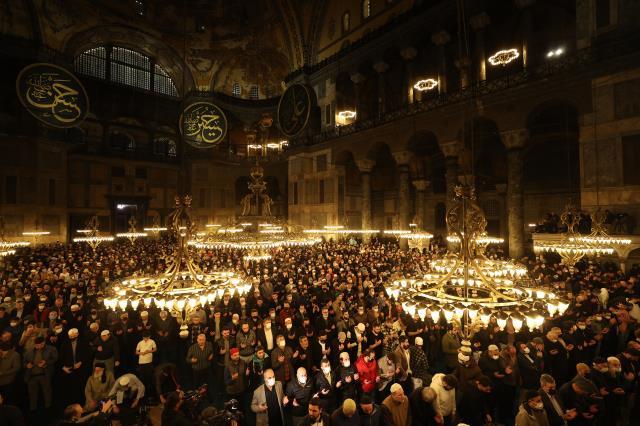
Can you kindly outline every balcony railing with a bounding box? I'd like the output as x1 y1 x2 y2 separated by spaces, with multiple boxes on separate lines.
289 34 640 148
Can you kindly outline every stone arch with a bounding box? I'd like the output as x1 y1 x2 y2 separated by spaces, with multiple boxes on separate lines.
335 72 355 113
461 117 507 191
63 25 195 93
406 130 446 193
334 150 361 226
367 142 397 229
524 101 579 192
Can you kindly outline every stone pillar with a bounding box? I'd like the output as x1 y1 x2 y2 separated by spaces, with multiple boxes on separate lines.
470 12 491 82
356 159 375 230
516 0 535 68
373 61 389 117
503 129 527 259
400 47 417 105
413 179 429 229
441 141 460 215
455 57 471 89
393 151 413 230
431 31 450 94
350 72 366 121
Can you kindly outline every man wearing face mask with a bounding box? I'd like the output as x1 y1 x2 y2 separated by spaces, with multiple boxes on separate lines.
258 318 278 352
518 341 543 400
313 358 338 413
285 367 313 426
516 390 550 426
251 369 284 426
272 335 294 384
336 352 359 402
539 374 575 426
59 328 89 408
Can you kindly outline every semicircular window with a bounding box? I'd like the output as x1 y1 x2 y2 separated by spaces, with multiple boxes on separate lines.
75 46 178 97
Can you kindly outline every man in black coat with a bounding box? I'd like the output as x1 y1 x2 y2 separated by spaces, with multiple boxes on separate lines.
58 328 90 408
457 375 493 426
409 386 441 426
539 373 576 426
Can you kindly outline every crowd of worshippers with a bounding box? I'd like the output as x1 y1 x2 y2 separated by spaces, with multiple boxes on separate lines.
0 238 639 426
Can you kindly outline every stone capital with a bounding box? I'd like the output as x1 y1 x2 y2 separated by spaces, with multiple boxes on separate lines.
400 47 418 61
440 140 460 157
431 31 451 46
356 159 376 173
392 150 413 167
501 129 528 149
373 61 389 74
413 179 430 191
350 72 366 84
470 12 491 30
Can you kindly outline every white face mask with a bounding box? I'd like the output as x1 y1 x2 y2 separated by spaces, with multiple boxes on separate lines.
532 402 544 410
342 360 350 368
578 325 586 330
491 355 499 360
277 341 286 349
298 376 307 384
523 347 530 354
266 378 275 387
286 324 292 330
322 366 331 375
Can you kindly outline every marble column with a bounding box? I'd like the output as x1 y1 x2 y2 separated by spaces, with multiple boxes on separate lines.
350 72 366 121
470 12 491 82
373 61 389 117
413 179 429 229
503 129 527 259
393 151 413 230
431 31 450 94
455 57 471 89
516 0 535 68
357 159 375 230
400 47 417 105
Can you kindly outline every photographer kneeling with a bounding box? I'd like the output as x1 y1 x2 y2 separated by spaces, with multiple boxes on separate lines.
109 374 145 425
60 399 113 425
161 391 191 426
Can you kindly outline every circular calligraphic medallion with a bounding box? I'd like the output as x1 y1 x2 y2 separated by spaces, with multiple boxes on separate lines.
277 83 312 137
179 101 228 149
16 63 89 128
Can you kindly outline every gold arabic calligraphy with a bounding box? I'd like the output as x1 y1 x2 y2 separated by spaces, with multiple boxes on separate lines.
25 73 82 124
280 85 308 135
183 104 225 144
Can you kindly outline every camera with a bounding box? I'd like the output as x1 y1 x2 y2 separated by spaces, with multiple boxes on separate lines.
199 399 244 426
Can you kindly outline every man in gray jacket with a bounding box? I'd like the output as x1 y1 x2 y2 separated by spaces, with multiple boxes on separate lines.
23 336 58 411
251 368 285 426
0 341 21 405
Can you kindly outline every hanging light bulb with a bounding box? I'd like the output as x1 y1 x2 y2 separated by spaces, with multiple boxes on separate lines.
430 306 441 323
118 299 128 310
176 298 186 311
496 312 508 330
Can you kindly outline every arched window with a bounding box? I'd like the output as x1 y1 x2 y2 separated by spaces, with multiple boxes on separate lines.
109 130 135 151
167 140 177 157
362 0 371 19
75 46 178 97
232 82 241 97
342 12 351 34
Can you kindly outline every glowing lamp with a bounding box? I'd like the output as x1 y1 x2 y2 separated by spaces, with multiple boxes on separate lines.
488 48 520 66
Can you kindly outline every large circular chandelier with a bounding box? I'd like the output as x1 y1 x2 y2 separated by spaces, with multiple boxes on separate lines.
190 163 320 261
103 196 252 323
386 184 569 337
533 204 617 267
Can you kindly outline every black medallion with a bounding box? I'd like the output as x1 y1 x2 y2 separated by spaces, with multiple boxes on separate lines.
16 63 89 128
179 101 228 149
277 83 312 137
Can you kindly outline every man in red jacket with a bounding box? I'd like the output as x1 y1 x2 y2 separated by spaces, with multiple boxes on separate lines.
355 348 378 398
